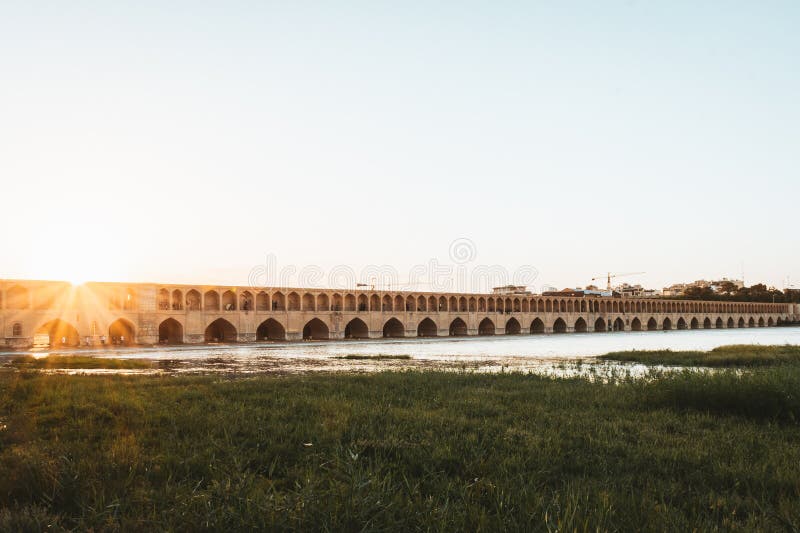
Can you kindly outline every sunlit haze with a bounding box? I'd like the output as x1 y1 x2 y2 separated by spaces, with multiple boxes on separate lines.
1 1 798 291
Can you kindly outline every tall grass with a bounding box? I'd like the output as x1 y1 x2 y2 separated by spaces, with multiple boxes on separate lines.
600 344 800 366
1 368 799 530
7 355 154 370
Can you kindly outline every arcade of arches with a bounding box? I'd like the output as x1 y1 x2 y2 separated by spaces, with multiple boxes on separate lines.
1 279 796 347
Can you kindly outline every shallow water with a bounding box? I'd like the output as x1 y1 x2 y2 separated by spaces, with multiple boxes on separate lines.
2 327 798 376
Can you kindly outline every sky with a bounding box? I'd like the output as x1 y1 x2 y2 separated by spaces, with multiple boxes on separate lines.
1 1 798 292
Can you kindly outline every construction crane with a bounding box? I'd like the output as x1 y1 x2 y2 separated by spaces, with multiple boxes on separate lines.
591 272 645 291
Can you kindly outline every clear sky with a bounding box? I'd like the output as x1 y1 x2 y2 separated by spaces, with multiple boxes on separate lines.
1 1 798 292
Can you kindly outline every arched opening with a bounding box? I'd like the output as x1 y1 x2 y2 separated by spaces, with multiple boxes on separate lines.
371 294 381 311
158 318 184 344
478 318 495 336
613 318 624 332
768 317 775 327
594 318 606 332
344 318 369 339
530 318 545 334
505 318 521 335
205 318 237 343
171 289 183 310
728 317 735 328
449 318 468 336
662 317 672 331
737 317 745 328
288 292 300 311
382 295 392 312
222 290 237 311
647 318 658 331
345 294 357 311
703 318 711 329
574 317 587 333
318 294 330 311
748 317 755 328
716 317 723 328
158 288 170 310
272 292 286 311
383 318 405 338
109 318 136 345
256 292 269 311
240 291 253 311
302 293 316 311
12 323 23 337
677 317 687 330
204 291 220 311
552 318 567 333
758 317 765 327
186 289 201 311
416 296 427 312
303 318 329 340
256 319 286 341
334 294 345 311
417 318 438 337
630 318 641 331
34 319 80 347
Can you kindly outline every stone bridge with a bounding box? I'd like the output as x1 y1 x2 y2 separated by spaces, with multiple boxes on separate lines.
1 279 797 347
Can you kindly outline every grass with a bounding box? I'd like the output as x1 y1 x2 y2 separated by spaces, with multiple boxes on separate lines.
1 364 800 530
6 355 154 370
599 344 800 367
334 354 412 360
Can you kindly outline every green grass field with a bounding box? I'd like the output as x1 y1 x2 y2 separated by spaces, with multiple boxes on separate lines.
599 344 800 367
1 349 800 531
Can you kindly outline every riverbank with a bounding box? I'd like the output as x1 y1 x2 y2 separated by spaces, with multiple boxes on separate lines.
1 360 799 530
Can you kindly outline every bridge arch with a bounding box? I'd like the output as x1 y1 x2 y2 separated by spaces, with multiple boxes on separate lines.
449 317 468 336
34 319 80 346
630 317 642 331
758 317 765 327
552 318 567 333
662 317 672 331
345 318 369 339
716 317 724 328
383 318 405 338
417 317 438 337
205 318 237 343
677 317 687 330
703 317 711 329
737 317 745 328
109 318 136 345
613 317 624 332
257 318 286 341
303 318 329 340
647 317 658 331
505 317 521 335
768 317 774 327
158 318 184 344
530 318 545 334
748 317 755 328
594 318 606 332
574 317 587 333
478 318 495 336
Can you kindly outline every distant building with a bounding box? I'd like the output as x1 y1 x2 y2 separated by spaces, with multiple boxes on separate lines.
492 285 531 295
614 283 660 298
662 278 745 296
